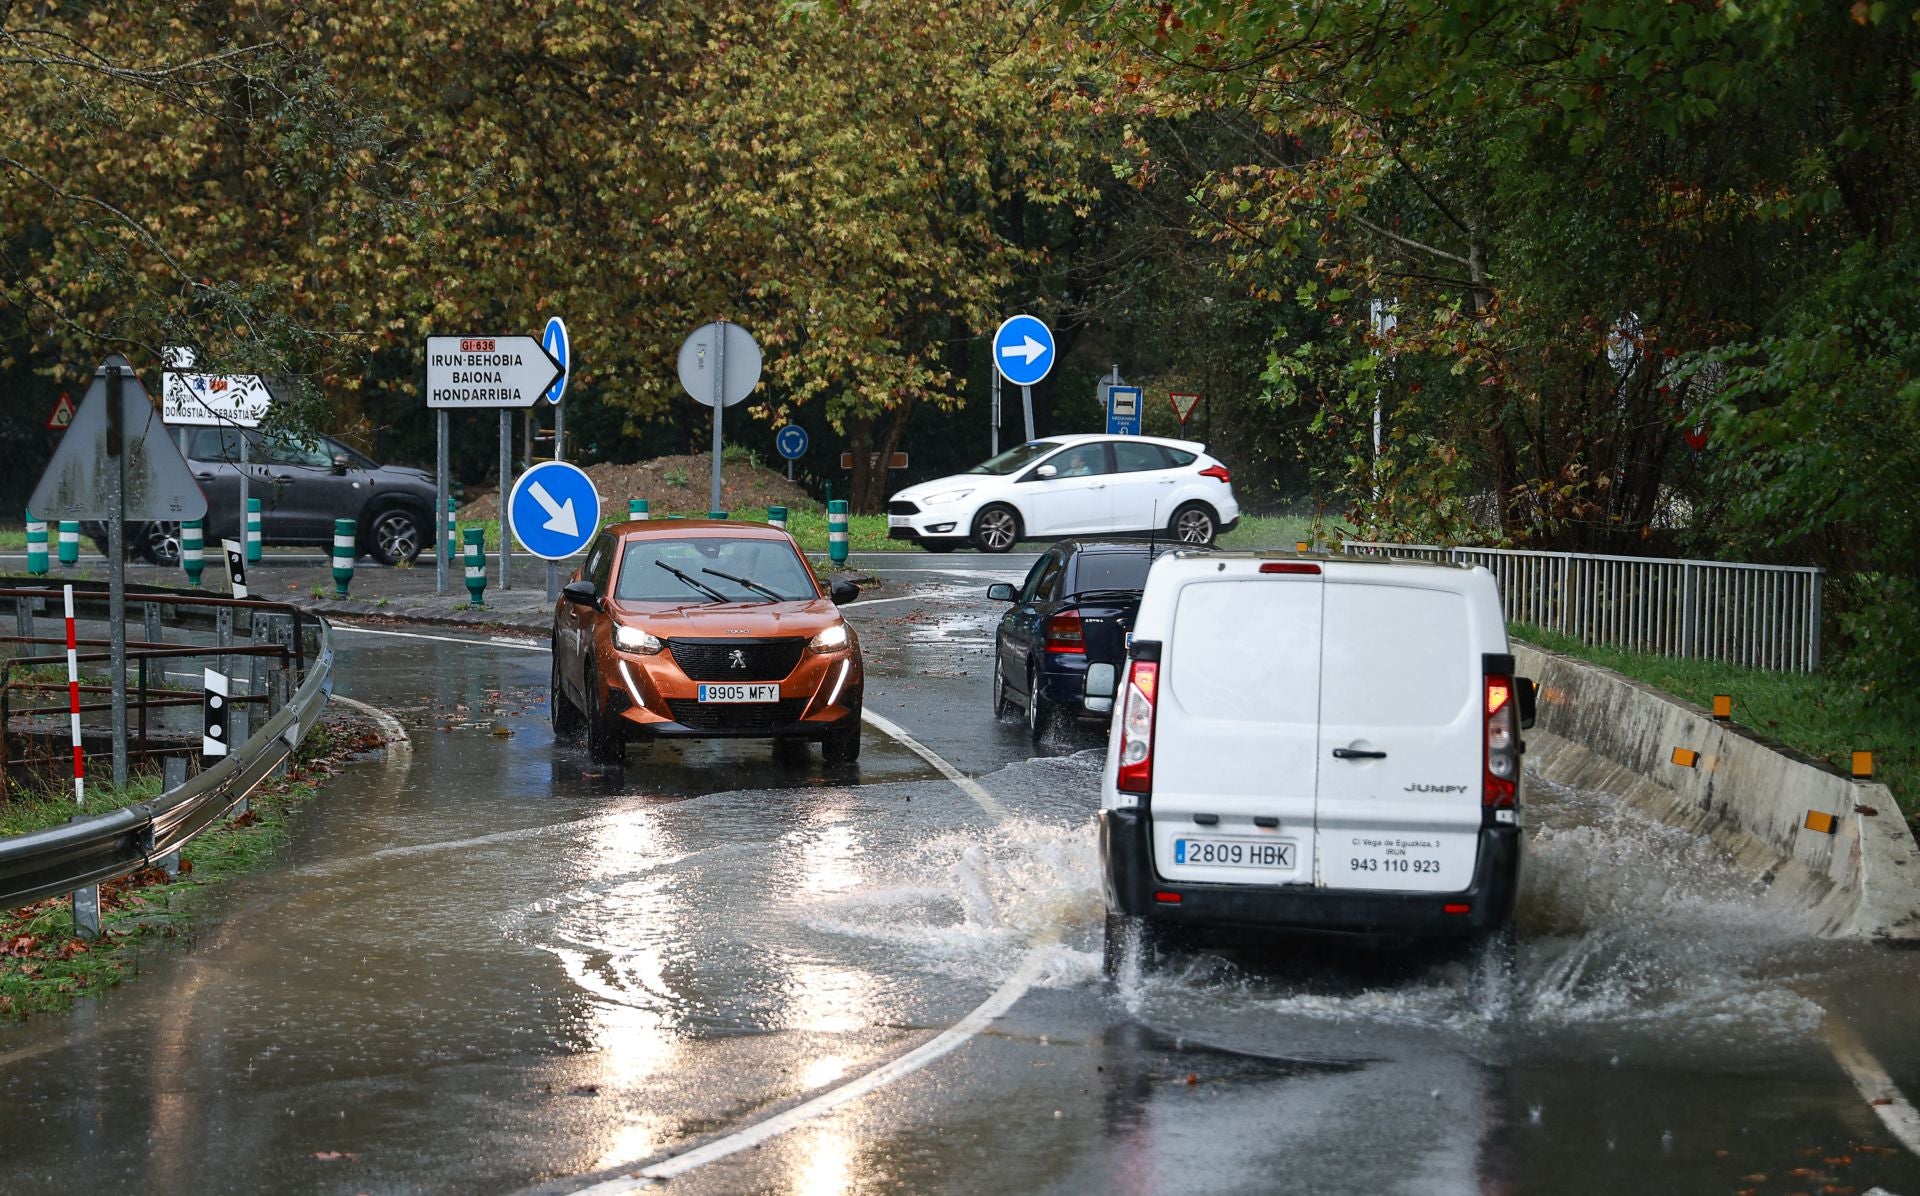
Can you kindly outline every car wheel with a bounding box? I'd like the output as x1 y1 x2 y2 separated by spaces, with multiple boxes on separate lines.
366 505 424 566
822 724 862 765
1025 663 1052 741
134 521 183 566
773 737 812 765
991 651 1011 719
970 504 1020 553
1170 502 1218 546
583 657 624 763
549 644 582 738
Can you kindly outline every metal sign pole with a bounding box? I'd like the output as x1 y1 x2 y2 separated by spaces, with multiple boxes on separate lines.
1022 384 1035 442
546 400 563 600
711 320 726 515
237 434 249 564
104 365 129 789
435 410 449 594
991 369 1001 456
498 411 511 590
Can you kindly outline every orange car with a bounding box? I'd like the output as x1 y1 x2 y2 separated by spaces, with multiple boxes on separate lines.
549 521 864 764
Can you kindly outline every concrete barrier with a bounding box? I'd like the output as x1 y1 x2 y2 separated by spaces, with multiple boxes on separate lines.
1515 642 1920 940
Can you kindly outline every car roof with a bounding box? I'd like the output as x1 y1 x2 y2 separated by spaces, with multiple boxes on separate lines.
609 519 796 542
1030 433 1208 454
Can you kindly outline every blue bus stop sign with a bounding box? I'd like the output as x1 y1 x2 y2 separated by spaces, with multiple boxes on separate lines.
775 424 809 460
541 316 569 404
992 314 1056 388
507 460 600 560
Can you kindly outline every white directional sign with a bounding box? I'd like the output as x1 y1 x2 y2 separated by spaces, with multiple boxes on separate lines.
161 371 272 427
426 335 565 409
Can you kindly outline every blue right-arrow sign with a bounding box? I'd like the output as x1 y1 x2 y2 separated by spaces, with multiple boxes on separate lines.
992 314 1056 388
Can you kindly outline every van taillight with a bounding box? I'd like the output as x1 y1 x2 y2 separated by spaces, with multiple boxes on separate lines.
1045 610 1085 654
1484 673 1518 808
1116 660 1159 793
1199 464 1231 483
1259 562 1321 575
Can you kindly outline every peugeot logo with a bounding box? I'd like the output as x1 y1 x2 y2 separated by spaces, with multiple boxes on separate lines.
728 649 747 670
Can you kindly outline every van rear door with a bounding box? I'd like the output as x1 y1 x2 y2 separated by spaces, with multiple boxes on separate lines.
1149 565 1320 886
1313 569 1485 893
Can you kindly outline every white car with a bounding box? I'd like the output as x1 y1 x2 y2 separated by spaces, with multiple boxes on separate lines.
1096 550 1535 970
886 434 1241 553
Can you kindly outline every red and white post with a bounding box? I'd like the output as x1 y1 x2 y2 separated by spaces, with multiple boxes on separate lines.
63 583 84 804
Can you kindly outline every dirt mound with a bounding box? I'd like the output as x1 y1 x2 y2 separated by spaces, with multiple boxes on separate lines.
459 453 812 520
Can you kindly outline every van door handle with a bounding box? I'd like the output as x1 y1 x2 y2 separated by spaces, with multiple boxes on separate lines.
1332 748 1387 760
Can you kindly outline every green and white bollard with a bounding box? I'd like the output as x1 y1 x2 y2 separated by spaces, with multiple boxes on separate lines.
708 510 728 520
628 498 649 521
245 498 263 563
181 518 204 586
444 498 458 562
24 512 48 576
768 505 787 531
827 500 849 567
331 518 356 597
463 528 487 606
57 521 79 567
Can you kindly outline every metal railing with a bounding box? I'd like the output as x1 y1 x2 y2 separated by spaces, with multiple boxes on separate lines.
1341 542 1824 672
0 581 333 909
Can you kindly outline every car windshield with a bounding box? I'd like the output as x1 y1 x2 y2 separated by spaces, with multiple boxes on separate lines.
965 441 1063 475
1073 553 1154 593
614 537 817 603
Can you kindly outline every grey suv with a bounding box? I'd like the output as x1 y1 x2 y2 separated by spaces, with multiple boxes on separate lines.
93 428 438 565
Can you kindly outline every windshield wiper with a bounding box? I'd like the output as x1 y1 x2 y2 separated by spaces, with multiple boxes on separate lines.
702 567 783 604
655 560 727 603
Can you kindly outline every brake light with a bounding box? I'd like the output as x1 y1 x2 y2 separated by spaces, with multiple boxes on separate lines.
1116 660 1159 793
1259 562 1321 575
1484 673 1518 808
1199 464 1231 483
1045 609 1085 654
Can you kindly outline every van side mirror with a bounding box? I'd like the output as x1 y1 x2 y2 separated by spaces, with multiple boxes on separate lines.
1517 677 1538 730
830 578 860 604
1084 662 1117 714
561 579 600 610
986 583 1016 602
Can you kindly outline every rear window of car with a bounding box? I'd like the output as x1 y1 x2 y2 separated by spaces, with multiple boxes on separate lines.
615 537 817 603
1164 448 1196 466
1072 553 1152 593
1113 442 1169 473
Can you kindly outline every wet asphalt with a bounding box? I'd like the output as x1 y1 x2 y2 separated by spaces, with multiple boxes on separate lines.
3 554 1920 1195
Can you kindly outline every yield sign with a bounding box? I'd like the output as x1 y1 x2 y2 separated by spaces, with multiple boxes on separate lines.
1169 392 1203 425
46 393 76 430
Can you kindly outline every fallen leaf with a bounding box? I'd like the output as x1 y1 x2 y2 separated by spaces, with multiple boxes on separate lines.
1823 1155 1851 1166
1741 1175 1768 1184
1870 1097 1894 1106
1788 1168 1817 1178
1184 1073 1198 1085
570 1084 601 1097
310 1150 358 1162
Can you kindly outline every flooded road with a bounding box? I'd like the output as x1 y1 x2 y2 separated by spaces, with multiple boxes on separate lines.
2 559 1916 1195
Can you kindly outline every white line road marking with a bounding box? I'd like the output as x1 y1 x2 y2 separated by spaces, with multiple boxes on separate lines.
330 623 546 651
1823 1015 1920 1155
839 593 931 609
860 708 1005 819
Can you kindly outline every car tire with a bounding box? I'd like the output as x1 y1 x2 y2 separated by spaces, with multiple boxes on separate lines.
583 657 624 764
970 504 1020 554
822 724 862 766
991 652 1012 719
550 644 582 738
365 504 425 566
773 737 812 765
1025 663 1052 741
133 521 183 566
1169 502 1219 547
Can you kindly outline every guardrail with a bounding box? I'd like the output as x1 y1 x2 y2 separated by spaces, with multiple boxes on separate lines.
0 582 333 910
1341 542 1824 673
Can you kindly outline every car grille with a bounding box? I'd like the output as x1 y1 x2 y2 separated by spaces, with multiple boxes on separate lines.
665 698 810 731
887 500 920 516
666 637 806 681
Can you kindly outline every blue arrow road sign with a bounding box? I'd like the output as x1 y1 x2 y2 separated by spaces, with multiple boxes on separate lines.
1106 385 1143 436
541 316 569 404
508 460 600 560
775 424 809 460
992 314 1056 388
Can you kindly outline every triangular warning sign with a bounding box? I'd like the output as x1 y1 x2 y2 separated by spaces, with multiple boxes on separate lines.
46 393 76 430
1169 392 1203 425
28 355 208 523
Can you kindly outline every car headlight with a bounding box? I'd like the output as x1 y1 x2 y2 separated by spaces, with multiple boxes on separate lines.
615 625 663 654
809 622 850 653
920 489 974 506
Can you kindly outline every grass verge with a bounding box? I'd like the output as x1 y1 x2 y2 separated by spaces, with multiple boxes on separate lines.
1511 622 1915 820
0 718 383 1020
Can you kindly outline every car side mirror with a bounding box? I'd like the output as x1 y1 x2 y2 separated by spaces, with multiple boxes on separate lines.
986 583 1016 602
561 579 600 610
830 578 860 604
330 453 350 475
1517 677 1538 730
1034 464 1058 480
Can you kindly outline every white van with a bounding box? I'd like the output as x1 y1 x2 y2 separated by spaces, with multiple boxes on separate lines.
1096 551 1534 962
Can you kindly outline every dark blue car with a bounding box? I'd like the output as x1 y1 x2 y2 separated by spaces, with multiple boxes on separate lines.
988 539 1199 739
